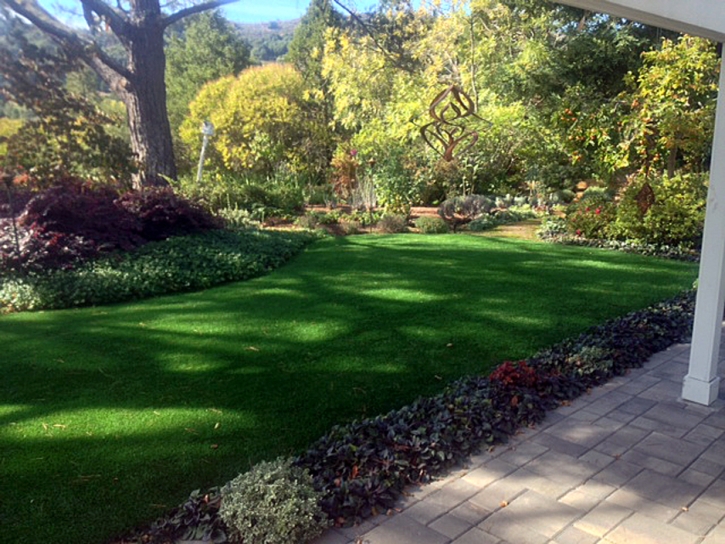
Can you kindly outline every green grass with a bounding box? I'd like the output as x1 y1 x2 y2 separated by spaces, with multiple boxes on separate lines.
0 234 698 544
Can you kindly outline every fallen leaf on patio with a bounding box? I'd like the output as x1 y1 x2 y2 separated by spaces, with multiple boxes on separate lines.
500 500 508 508
681 506 689 512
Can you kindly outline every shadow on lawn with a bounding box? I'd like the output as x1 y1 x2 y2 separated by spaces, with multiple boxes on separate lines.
0 235 697 544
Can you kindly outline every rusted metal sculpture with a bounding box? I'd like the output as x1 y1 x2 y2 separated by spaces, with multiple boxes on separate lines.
635 182 656 214
420 85 484 161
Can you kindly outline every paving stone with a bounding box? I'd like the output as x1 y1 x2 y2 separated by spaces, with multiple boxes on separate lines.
567 409 601 424
604 512 700 544
461 458 518 488
671 509 718 536
617 374 661 396
479 513 550 544
530 432 589 458
701 438 725 464
696 478 725 509
591 459 643 487
573 479 618 500
583 391 633 416
403 496 451 525
606 488 679 523
624 469 701 509
617 396 657 416
500 441 548 466
633 431 706 467
640 402 707 432
678 467 720 487
549 525 599 544
361 513 449 544
542 419 614 449
682 424 725 447
682 496 725 525
448 501 493 526
432 478 484 508
578 449 614 470
688 456 725 477
603 410 638 424
524 451 602 487
558 489 601 512
591 416 627 433
483 490 582 539
335 519 379 540
638 380 686 402
452 527 502 544
572 502 632 537
630 415 688 438
600 425 651 450
620 449 682 476
507 467 576 498
468 478 527 513
702 410 725 429
700 524 725 544
429 512 474 539
311 529 352 544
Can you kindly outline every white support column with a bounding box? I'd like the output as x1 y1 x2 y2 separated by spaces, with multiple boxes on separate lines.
682 56 725 406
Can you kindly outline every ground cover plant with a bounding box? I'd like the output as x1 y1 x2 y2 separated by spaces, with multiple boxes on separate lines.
0 234 698 544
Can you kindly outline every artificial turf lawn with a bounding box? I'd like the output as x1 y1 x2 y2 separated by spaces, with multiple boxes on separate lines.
0 234 698 544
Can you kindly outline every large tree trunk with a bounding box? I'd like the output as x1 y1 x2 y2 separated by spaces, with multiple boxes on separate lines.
124 19 177 189
0 0 237 188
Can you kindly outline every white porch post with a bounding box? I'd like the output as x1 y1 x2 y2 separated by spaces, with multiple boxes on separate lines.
682 56 725 405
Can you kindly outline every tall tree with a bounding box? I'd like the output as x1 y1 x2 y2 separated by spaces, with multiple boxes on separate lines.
166 10 250 134
0 0 238 188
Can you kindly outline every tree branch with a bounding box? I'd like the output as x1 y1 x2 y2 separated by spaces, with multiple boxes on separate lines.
162 0 238 29
80 0 130 38
330 0 412 73
1 0 133 82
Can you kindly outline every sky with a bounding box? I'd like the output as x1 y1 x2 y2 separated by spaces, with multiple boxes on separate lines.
217 0 379 24
38 0 379 26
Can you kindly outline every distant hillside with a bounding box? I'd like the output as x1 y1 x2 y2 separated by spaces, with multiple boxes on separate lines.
235 19 300 63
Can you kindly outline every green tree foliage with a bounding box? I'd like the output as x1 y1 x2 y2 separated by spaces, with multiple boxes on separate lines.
166 11 251 136
0 29 133 182
181 63 333 181
620 36 719 177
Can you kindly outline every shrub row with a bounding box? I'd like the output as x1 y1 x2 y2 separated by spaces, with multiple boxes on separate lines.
0 229 316 312
121 291 696 542
538 218 700 262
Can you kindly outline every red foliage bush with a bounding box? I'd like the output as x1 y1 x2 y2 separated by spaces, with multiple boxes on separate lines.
116 187 221 241
1 178 220 273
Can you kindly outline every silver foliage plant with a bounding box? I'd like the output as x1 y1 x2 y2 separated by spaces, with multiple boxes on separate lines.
220 457 330 544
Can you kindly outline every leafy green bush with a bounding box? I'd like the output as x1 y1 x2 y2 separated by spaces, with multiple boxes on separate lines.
609 173 706 248
468 214 500 232
220 458 330 544
216 207 260 230
414 215 448 234
378 214 409 233
0 229 315 312
563 188 616 239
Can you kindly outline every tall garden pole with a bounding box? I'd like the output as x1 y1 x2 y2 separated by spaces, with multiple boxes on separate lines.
196 121 215 183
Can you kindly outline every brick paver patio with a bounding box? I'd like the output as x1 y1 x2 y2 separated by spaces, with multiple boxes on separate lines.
314 331 725 544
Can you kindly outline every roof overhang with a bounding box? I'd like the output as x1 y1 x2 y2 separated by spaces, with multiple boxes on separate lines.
554 0 725 42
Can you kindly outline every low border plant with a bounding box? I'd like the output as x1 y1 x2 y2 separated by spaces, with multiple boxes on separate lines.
0 229 316 312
